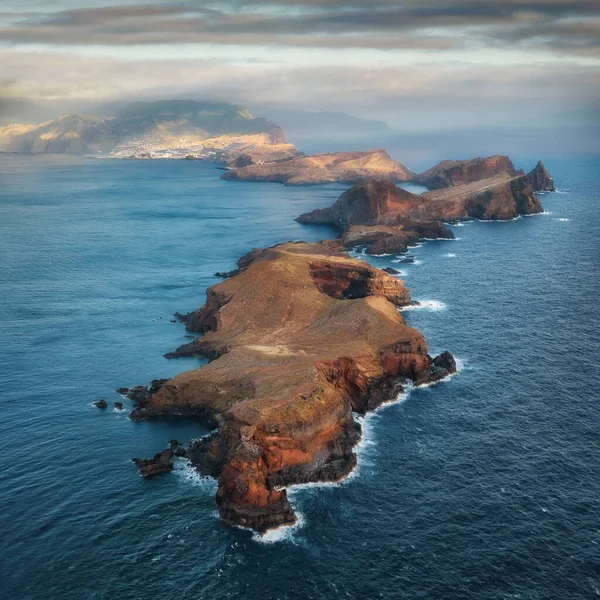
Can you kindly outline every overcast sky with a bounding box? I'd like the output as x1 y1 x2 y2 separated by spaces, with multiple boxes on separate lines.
0 0 598 129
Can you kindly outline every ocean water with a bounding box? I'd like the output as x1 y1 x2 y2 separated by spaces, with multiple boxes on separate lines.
0 153 598 600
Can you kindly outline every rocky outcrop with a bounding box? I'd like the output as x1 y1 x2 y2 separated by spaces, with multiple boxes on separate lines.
221 150 415 186
127 241 455 532
526 160 555 191
296 179 456 253
415 155 521 190
298 163 547 241
133 449 174 477
421 172 543 220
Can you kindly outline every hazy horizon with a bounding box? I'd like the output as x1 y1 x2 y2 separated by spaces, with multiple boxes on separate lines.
1 1 598 134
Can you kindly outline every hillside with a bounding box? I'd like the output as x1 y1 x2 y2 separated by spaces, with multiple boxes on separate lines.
0 99 296 160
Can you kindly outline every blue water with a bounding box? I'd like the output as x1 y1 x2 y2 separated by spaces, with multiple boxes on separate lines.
0 153 598 599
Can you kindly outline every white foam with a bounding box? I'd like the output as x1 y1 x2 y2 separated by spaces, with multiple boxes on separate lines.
173 458 218 492
522 210 550 217
556 217 570 222
251 355 466 543
478 216 520 222
252 512 305 544
400 300 446 312
444 253 456 258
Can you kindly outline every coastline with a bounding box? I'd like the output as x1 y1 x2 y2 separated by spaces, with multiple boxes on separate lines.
119 156 553 534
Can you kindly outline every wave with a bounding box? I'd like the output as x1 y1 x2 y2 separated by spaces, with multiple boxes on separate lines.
173 458 218 492
444 253 457 258
416 357 465 388
252 513 306 545
400 300 446 312
556 218 570 222
523 211 551 217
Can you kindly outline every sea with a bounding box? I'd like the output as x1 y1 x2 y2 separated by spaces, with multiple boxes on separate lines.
0 148 598 599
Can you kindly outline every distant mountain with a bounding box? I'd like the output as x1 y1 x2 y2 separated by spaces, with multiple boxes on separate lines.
249 106 391 137
0 99 288 155
0 98 57 126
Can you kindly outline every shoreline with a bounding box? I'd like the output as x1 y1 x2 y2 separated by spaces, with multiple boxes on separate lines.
112 155 554 534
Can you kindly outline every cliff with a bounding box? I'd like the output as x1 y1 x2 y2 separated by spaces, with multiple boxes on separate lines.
297 163 547 253
221 150 415 185
526 160 555 191
126 241 455 532
415 155 521 189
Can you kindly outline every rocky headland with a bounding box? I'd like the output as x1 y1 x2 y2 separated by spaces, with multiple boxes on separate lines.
125 240 455 532
414 155 522 189
221 150 415 185
118 154 553 534
296 160 552 253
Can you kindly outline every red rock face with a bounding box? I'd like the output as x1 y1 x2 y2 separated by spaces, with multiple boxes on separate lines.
127 241 455 533
297 159 549 250
526 161 555 191
415 155 520 189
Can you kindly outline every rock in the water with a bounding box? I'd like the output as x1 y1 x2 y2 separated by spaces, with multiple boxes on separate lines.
526 160 555 192
382 267 400 275
132 449 174 477
433 351 457 372
114 402 124 410
116 379 168 407
94 399 108 409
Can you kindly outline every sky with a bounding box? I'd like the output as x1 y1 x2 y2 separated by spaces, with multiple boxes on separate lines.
0 0 598 131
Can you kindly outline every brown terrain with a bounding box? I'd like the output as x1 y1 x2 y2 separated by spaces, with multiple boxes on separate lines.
415 155 522 189
221 149 415 185
297 160 553 253
124 241 455 532
118 154 553 534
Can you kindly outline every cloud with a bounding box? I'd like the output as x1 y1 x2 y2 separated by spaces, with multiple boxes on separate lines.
1 50 596 130
0 1 598 56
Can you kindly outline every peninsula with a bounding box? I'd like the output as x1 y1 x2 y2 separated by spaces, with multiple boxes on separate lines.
123 241 455 532
297 159 554 254
118 155 553 534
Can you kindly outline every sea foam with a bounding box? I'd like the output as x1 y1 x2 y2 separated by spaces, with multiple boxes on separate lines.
400 300 447 312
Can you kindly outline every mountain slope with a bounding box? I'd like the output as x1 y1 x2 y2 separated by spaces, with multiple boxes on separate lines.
0 99 292 157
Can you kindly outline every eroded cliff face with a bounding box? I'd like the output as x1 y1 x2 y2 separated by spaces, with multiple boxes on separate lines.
127 241 455 532
414 155 521 190
221 150 415 185
526 161 555 192
297 161 548 253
